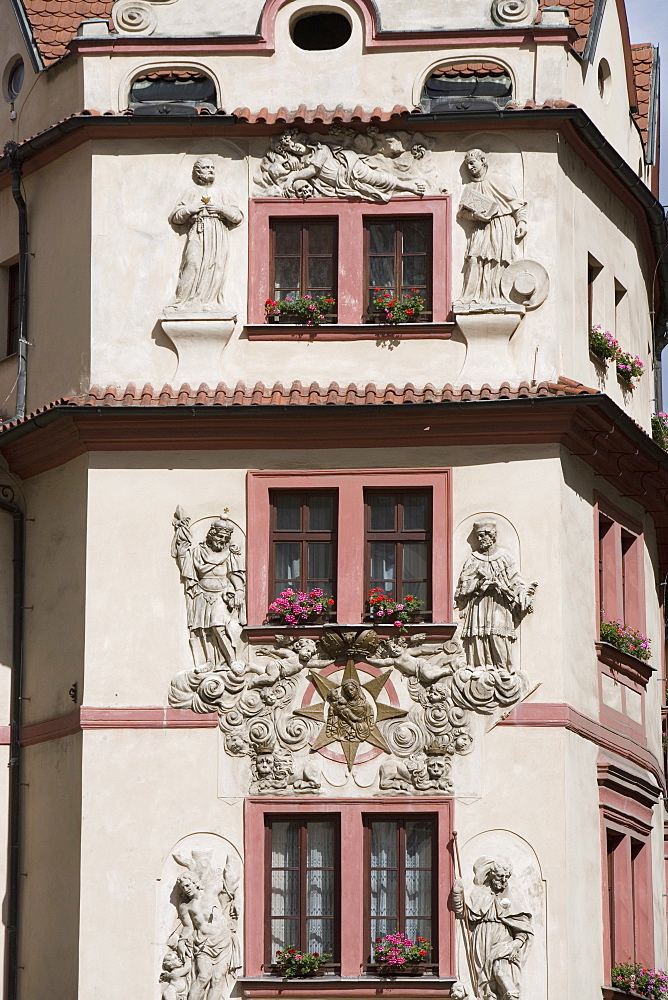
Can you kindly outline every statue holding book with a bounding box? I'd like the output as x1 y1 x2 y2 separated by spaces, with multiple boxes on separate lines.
457 148 528 308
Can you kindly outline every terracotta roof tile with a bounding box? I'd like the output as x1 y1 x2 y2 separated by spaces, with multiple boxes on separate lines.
429 61 509 78
631 43 656 151
22 0 113 65
539 0 594 53
230 104 411 124
0 377 599 431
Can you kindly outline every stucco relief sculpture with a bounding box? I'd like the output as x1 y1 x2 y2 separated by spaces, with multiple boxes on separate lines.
255 126 440 201
491 0 539 27
379 738 455 793
452 857 533 1000
167 158 243 313
455 518 537 713
172 508 246 668
161 848 241 1000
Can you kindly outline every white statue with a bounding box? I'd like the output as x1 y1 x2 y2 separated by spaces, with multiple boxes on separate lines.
168 157 243 312
256 127 434 202
171 508 246 667
458 149 527 307
452 858 532 1000
164 849 241 1000
455 518 537 672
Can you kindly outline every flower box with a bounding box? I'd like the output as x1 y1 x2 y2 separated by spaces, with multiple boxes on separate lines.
602 988 645 1000
369 964 425 978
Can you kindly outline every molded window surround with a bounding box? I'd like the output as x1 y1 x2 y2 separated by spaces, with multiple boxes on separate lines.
599 760 655 980
247 470 452 626
247 197 451 336
594 496 649 738
243 798 454 979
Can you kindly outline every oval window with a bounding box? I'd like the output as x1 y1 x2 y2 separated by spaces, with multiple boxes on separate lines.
5 58 24 102
290 12 352 50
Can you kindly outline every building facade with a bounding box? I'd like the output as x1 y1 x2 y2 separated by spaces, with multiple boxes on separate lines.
0 0 666 997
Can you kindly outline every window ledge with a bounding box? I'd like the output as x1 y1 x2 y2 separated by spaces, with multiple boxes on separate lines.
602 988 644 1000
245 323 454 341
244 622 458 645
239 976 457 994
596 641 655 687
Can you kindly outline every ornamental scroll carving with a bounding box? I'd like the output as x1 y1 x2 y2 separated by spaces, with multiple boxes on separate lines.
168 508 537 794
254 126 442 202
160 848 241 1000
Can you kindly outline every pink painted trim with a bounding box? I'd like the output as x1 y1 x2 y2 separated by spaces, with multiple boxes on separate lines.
246 469 452 625
243 798 453 978
498 702 665 793
19 706 218 746
70 27 575 58
246 323 453 341
0 726 11 745
247 198 451 326
259 0 376 48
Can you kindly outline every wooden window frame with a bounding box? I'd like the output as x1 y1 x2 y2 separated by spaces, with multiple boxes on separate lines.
247 197 451 328
247 470 452 626
599 765 655 980
270 218 338 311
245 797 454 979
364 489 432 614
363 814 438 969
363 216 433 320
269 489 338 601
264 815 340 968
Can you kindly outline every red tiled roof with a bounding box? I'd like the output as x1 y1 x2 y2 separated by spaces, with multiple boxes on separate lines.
540 0 593 53
0 377 598 430
230 104 411 124
430 61 508 78
135 70 207 82
631 43 655 151
22 0 113 65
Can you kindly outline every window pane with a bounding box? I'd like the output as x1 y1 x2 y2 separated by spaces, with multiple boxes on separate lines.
371 821 397 868
274 494 301 531
369 494 396 531
274 257 300 296
369 223 395 254
402 220 429 253
308 223 335 255
403 494 428 531
308 256 334 291
405 918 432 945
405 870 431 917
308 543 332 586
404 581 427 604
272 917 299 953
371 917 398 940
403 543 428 581
275 542 300 584
272 820 299 868
370 542 396 592
307 820 335 868
369 257 395 289
406 820 432 868
370 868 398 919
402 254 427 288
274 222 301 255
309 495 335 531
307 918 334 955
272 868 299 917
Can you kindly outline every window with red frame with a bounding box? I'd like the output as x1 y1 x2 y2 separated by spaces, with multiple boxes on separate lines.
270 491 337 601
596 503 643 629
365 490 431 612
365 816 436 967
605 829 652 971
266 817 340 966
271 219 337 313
365 217 432 319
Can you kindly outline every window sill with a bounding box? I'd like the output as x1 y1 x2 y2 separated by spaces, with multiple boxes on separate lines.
596 641 654 687
239 975 457 994
602 988 644 1000
244 622 458 645
245 323 454 341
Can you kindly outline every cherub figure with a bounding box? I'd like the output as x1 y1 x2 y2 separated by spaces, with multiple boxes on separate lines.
246 637 333 689
160 947 191 1000
369 636 458 688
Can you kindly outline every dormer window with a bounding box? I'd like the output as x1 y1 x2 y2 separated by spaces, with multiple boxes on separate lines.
129 70 217 114
421 61 512 112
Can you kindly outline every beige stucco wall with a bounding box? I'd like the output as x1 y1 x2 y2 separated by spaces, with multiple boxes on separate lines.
22 454 88 723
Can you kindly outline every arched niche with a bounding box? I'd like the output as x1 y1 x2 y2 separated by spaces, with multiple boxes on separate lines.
416 59 514 113
257 0 379 48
